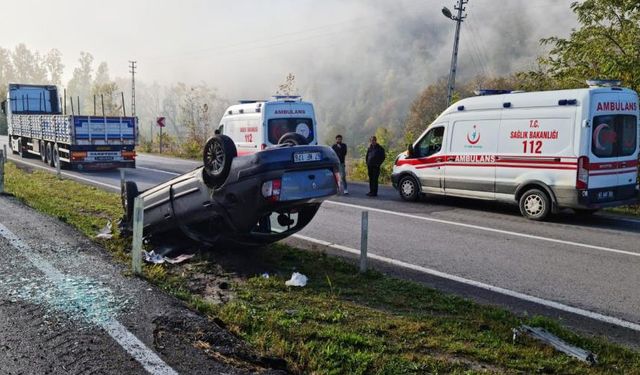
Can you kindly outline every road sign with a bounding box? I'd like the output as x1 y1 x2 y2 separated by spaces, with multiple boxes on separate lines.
156 117 166 128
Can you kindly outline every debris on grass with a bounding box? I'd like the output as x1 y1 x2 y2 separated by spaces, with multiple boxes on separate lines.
95 221 113 239
514 325 597 366
285 272 308 287
143 250 195 264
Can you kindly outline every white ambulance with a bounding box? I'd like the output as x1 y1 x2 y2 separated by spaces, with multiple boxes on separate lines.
392 81 639 220
216 96 318 155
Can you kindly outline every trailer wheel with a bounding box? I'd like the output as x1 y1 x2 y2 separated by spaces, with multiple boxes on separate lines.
398 175 420 201
519 189 550 221
39 141 46 163
46 143 54 167
203 135 237 188
122 181 139 222
278 132 308 146
52 144 61 170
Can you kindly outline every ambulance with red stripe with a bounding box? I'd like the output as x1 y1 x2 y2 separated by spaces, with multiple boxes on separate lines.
217 96 317 155
392 81 639 220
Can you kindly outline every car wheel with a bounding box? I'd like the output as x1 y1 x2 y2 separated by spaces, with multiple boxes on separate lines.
40 141 46 163
278 132 308 146
398 175 419 201
203 135 237 188
122 181 139 222
519 189 550 220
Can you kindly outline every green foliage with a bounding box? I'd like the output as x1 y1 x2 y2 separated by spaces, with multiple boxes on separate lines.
540 0 640 91
350 127 403 184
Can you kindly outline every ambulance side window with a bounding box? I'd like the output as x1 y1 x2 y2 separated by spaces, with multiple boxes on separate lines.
415 127 444 158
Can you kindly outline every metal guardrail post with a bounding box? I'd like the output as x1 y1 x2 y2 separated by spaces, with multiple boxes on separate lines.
3 145 7 162
120 169 125 192
360 211 368 273
0 150 4 194
132 196 144 275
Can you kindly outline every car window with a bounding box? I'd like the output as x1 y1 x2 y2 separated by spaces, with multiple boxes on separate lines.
592 115 637 158
415 127 444 158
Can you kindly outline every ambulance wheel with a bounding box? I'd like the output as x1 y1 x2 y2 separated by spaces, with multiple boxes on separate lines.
278 132 308 146
519 189 550 220
203 135 237 188
398 175 420 201
122 181 139 222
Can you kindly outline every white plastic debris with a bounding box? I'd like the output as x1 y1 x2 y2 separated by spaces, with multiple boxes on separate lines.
285 272 308 287
261 273 270 279
142 250 165 264
164 253 195 264
95 221 113 239
142 250 195 264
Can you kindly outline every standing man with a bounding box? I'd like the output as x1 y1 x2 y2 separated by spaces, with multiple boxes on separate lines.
331 134 348 195
366 136 385 197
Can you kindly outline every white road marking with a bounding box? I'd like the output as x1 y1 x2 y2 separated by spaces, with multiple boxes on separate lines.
136 166 181 176
0 223 178 375
325 200 640 258
293 233 640 332
8 157 120 191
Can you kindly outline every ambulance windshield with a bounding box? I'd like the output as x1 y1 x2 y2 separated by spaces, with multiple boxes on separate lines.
591 115 637 158
268 118 314 144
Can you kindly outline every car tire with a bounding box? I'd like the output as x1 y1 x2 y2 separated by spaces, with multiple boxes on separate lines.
519 188 550 220
278 132 308 146
203 135 237 188
398 175 420 201
122 181 139 222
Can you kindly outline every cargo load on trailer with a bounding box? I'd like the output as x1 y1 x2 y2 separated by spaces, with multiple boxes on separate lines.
1 83 136 170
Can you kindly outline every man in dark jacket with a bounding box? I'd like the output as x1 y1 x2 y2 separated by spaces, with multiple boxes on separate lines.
365 136 385 197
331 135 348 194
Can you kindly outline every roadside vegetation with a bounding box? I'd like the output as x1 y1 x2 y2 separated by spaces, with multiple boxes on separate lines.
4 162 640 374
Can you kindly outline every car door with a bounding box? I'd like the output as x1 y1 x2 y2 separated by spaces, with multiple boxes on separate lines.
412 125 446 194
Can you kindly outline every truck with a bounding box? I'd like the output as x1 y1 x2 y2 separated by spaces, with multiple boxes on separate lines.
2 83 136 170
392 81 639 220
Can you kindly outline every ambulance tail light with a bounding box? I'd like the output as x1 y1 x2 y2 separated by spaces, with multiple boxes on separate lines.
261 143 267 150
576 156 590 190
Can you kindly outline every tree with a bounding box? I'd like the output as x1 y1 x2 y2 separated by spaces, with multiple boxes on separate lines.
91 62 121 116
67 52 94 114
540 0 640 91
276 73 297 96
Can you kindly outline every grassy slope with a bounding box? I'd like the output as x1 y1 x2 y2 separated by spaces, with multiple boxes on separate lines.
4 162 640 374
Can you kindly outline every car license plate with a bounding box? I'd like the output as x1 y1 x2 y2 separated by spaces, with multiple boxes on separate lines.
293 151 321 163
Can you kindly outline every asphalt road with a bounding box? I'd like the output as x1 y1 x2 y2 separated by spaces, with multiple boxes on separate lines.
2 135 640 343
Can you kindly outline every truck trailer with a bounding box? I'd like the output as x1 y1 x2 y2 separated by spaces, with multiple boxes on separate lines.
2 83 136 170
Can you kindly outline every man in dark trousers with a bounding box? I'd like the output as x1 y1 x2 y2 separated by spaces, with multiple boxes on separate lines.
366 135 385 197
331 135 348 194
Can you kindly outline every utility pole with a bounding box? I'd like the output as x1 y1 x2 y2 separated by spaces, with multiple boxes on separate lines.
442 0 468 106
128 61 137 116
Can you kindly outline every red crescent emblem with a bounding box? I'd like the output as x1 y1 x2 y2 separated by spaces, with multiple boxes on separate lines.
467 132 480 145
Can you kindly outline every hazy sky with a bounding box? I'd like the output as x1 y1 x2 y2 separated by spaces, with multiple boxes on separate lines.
0 0 578 98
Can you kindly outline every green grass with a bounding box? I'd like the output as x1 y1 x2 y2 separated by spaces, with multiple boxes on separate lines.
4 161 640 374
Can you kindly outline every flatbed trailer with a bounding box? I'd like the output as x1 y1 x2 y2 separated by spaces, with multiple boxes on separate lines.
3 83 136 170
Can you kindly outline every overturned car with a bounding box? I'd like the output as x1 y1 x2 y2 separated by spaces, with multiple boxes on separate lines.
121 133 340 246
